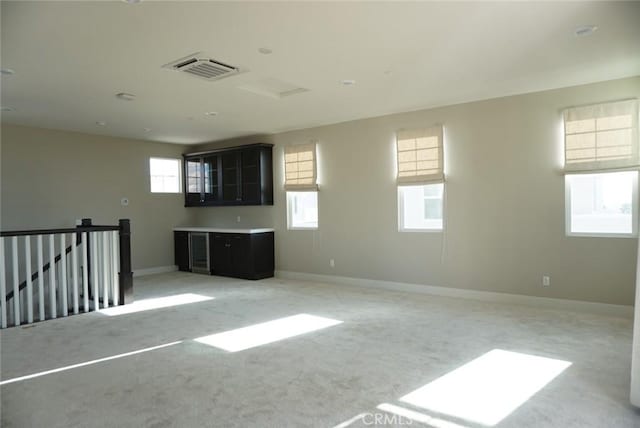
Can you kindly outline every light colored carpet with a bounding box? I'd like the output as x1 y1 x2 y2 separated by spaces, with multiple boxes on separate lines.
1 272 639 427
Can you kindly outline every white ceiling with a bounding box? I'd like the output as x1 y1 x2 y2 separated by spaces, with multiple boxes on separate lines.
1 1 639 145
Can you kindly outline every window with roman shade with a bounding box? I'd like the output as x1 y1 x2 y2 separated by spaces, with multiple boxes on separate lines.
563 99 639 172
284 143 317 191
396 125 444 184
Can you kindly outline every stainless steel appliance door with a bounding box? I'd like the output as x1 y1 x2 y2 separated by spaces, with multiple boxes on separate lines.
189 232 210 274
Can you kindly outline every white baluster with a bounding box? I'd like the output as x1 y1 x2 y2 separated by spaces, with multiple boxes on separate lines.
102 232 109 308
111 231 119 307
82 232 89 312
0 237 7 328
60 234 68 317
49 235 57 319
96 233 101 306
110 232 115 306
37 235 45 321
72 233 79 315
91 233 99 311
12 236 20 326
24 236 33 324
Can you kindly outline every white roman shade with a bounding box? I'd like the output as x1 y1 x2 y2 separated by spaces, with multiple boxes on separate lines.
396 125 444 184
284 143 318 191
564 99 639 172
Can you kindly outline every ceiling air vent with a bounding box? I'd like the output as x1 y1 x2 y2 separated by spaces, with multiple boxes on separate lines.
163 53 240 82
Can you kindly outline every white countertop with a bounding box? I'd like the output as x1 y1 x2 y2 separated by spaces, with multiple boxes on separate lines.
174 227 274 234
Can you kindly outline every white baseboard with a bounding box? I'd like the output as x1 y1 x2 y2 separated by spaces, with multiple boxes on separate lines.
134 265 178 277
275 270 633 318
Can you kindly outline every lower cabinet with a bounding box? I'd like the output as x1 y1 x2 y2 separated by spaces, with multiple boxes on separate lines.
174 231 274 280
174 231 190 272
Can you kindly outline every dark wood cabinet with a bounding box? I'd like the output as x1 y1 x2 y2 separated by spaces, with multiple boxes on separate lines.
175 230 274 280
221 151 240 202
185 158 203 205
211 234 251 277
174 231 190 272
183 143 273 207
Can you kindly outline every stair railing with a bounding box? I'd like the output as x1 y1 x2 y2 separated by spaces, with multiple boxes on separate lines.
0 218 133 328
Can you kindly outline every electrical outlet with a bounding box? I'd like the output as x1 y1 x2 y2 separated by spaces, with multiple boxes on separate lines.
542 275 551 287
329 259 335 268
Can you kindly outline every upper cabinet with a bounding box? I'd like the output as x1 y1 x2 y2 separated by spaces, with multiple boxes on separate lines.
183 143 273 207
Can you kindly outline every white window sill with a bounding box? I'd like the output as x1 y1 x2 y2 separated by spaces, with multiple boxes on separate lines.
566 231 637 238
399 228 443 233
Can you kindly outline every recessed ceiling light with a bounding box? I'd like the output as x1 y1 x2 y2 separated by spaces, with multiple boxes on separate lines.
341 79 356 86
258 47 273 55
575 25 598 37
116 92 136 101
0 68 15 76
96 121 107 126
1 107 15 112
205 111 218 116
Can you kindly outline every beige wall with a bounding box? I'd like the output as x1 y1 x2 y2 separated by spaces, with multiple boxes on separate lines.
191 76 640 306
2 77 639 305
0 125 194 270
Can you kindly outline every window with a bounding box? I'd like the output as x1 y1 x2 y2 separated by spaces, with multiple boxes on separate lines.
287 191 318 229
285 143 319 230
562 99 639 237
566 171 637 237
149 158 181 193
396 126 444 184
564 99 638 172
399 184 444 231
396 125 445 232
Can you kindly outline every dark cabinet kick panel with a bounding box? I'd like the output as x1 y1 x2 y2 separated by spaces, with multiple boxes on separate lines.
183 143 273 207
175 231 274 280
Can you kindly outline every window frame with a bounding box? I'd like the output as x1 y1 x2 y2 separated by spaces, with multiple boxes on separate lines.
564 171 638 238
286 191 319 231
149 157 182 194
398 183 444 233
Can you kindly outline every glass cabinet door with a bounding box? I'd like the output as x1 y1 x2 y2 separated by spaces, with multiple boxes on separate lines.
241 148 260 203
222 151 240 202
186 158 203 204
203 155 220 202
